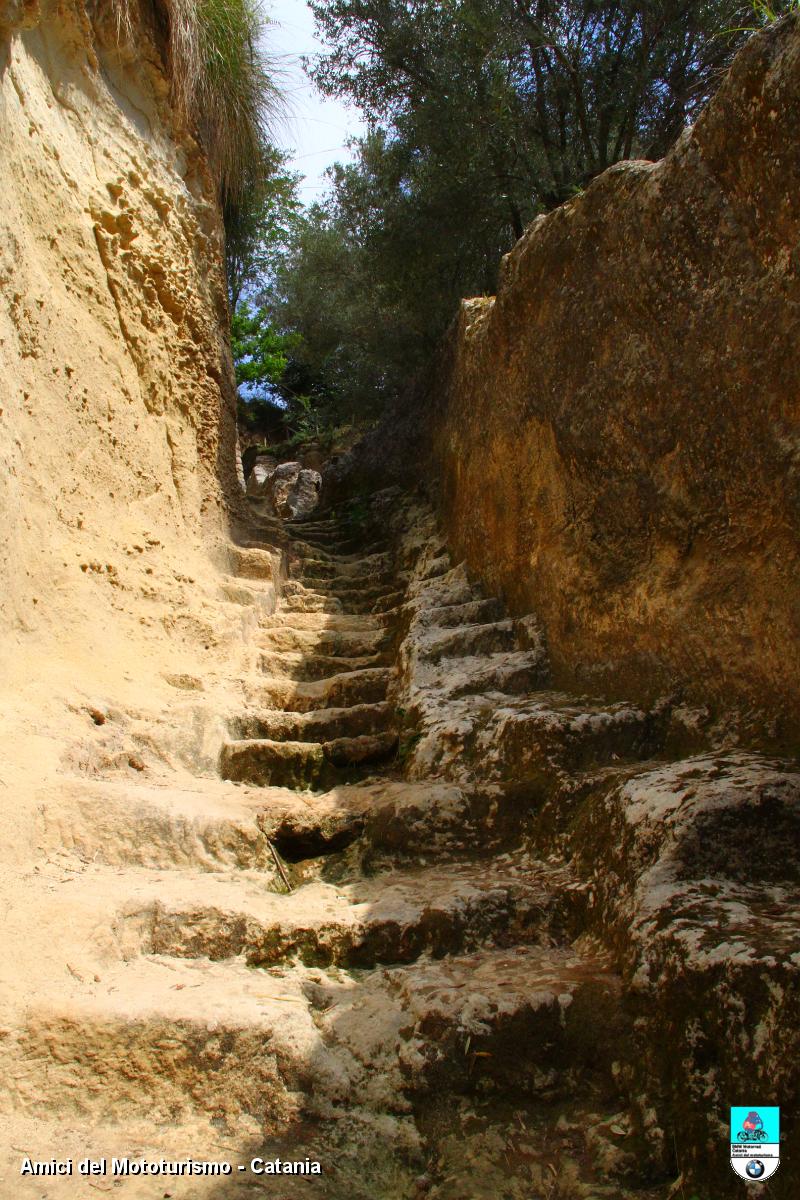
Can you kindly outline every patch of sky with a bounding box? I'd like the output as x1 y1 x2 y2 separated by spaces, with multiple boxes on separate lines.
264 0 366 205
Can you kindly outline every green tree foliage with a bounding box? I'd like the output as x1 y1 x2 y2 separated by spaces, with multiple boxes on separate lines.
272 121 520 418
224 148 306 434
310 0 760 210
231 301 298 393
272 187 421 418
273 0 786 418
231 299 299 433
750 0 798 20
225 147 302 311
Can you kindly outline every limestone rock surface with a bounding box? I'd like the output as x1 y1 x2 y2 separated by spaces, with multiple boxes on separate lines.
245 453 279 496
3 8 800 1198
250 461 322 518
0 0 246 709
423 16 800 742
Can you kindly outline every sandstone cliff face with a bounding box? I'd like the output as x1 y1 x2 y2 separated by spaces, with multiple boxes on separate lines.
0 1 249 699
0 0 241 622
430 16 800 743
0 1 267 855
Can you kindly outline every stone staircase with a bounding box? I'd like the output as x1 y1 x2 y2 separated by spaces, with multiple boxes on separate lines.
6 489 799 1199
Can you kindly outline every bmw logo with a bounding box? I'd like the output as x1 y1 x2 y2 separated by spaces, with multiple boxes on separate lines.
746 1160 766 1179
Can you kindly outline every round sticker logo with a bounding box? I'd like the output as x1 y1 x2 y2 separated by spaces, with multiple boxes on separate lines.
730 1107 780 1181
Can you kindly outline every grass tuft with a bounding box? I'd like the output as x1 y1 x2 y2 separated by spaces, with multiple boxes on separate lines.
110 0 284 201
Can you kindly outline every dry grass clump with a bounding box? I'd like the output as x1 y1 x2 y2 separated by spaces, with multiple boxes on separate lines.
110 0 283 200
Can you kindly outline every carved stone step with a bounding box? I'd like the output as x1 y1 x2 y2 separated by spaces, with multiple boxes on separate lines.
279 584 345 614
316 942 624 1101
12 941 621 1132
38 778 278 874
415 596 505 628
262 608 397 634
254 779 476 863
371 590 406 614
258 623 391 659
307 572 401 597
405 563 484 609
408 688 654 788
47 776 498 874
115 857 578 969
257 648 392 681
413 649 549 699
478 695 656 785
284 517 342 531
220 732 400 789
417 620 518 664
291 558 356 581
281 579 402 614
12 958 322 1124
289 541 390 565
244 666 394 713
290 533 387 555
232 700 395 743
292 552 393 580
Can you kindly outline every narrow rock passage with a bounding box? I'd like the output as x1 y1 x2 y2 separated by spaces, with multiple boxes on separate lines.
12 489 795 1199
2 492 674 1199
200 493 675 1199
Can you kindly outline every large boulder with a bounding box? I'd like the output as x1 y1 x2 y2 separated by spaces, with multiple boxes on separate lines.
244 454 278 497
248 460 322 519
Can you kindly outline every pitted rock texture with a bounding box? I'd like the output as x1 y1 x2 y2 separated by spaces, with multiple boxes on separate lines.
2 12 798 1194
572 754 800 1188
424 15 800 742
381 491 800 1196
0 0 242 717
248 460 323 519
2 487 798 1196
1 490 690 1200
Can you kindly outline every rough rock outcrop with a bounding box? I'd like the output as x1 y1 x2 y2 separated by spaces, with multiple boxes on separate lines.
572 754 800 1187
384 493 800 1195
248 459 322 518
0 488 680 1199
2 461 797 1195
3 6 799 1197
0 0 286 1155
0 0 241 686
245 453 279 495
428 16 800 743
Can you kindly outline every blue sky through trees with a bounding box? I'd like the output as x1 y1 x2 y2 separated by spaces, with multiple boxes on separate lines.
266 0 366 202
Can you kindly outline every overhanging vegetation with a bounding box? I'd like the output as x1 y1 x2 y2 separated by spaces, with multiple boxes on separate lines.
111 0 282 201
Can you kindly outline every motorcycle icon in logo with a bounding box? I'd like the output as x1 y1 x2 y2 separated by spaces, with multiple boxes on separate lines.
730 1107 780 1181
738 1112 768 1142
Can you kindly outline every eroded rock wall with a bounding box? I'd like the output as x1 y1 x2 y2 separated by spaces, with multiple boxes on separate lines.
0 0 266 861
0 1 247 655
429 16 800 742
